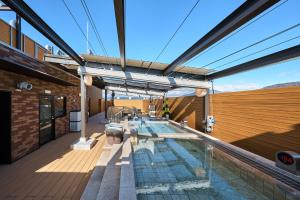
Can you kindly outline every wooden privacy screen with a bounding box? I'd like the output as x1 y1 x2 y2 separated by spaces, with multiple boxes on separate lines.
114 99 144 111
152 97 205 131
114 97 205 131
100 100 113 112
0 19 46 61
0 20 10 44
210 86 300 161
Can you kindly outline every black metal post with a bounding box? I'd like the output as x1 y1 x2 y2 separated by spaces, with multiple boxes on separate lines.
16 14 21 50
104 89 108 119
113 0 126 70
111 91 115 107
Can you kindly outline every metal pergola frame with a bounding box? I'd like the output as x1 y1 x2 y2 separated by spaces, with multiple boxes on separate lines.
114 0 126 71
3 0 300 149
1 0 85 66
207 44 300 80
163 0 280 75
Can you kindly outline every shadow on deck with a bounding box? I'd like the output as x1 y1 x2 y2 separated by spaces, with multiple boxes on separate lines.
0 112 107 200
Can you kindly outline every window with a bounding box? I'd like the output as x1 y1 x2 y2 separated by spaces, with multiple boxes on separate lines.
54 96 66 117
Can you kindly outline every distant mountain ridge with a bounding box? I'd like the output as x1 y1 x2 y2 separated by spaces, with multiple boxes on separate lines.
264 81 300 89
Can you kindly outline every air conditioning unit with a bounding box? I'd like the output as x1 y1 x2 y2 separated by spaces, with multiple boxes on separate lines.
17 82 33 90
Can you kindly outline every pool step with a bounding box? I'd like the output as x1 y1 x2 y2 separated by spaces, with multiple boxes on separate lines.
119 137 137 200
80 143 122 200
96 143 123 200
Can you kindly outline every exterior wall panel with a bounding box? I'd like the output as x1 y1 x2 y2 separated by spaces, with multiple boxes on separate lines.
0 18 47 61
87 86 102 116
210 86 300 161
24 36 35 57
0 20 10 44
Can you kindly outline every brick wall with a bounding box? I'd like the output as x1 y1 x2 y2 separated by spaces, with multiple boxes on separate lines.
0 69 80 161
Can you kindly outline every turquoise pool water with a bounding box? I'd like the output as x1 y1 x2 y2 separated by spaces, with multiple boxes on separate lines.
132 138 297 200
129 121 185 137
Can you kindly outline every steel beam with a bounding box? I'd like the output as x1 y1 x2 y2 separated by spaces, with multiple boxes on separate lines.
207 44 300 80
114 0 126 70
163 0 279 75
2 0 85 66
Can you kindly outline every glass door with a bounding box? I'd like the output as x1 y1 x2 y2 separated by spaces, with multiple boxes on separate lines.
39 95 55 145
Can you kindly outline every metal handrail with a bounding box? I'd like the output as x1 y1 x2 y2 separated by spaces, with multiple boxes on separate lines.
107 106 134 123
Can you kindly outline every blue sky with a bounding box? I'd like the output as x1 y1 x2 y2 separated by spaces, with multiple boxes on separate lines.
1 0 300 93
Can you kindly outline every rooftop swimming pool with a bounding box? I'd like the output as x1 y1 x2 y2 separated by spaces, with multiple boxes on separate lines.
129 121 186 137
132 137 299 200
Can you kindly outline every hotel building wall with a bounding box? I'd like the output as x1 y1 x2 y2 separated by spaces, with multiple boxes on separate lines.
0 69 80 161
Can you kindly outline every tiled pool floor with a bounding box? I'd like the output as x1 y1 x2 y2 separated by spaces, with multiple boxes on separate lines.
133 138 299 200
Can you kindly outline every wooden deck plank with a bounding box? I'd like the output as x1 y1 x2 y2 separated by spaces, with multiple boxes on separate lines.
69 140 107 200
0 135 79 200
27 145 86 199
57 136 106 200
13 148 80 200
0 113 107 200
48 142 98 198
0 134 77 189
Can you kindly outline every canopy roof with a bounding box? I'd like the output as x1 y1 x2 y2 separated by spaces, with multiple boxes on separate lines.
82 54 213 76
45 54 212 92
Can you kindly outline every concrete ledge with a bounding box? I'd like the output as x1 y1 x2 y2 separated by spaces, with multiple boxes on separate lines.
81 149 111 200
119 137 136 200
96 143 123 200
71 138 96 150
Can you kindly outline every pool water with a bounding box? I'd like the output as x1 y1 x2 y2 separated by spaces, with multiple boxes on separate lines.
129 121 185 137
132 138 297 200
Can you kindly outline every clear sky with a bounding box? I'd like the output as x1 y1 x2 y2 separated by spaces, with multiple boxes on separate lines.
1 0 299 93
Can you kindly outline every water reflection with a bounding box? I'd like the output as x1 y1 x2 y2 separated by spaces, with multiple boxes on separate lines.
133 138 274 200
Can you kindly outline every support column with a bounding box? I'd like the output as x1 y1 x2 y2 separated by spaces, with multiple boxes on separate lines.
111 91 115 106
71 70 95 150
16 14 22 50
80 74 86 141
204 94 209 121
104 89 108 119
203 93 209 133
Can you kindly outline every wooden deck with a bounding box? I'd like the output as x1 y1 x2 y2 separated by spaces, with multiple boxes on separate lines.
0 113 107 200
